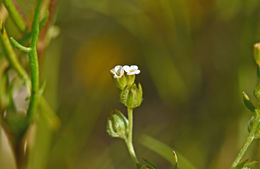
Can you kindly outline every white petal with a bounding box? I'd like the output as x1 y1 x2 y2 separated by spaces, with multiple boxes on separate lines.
114 65 122 71
118 68 124 77
110 67 116 72
110 65 124 78
130 65 138 70
135 70 140 74
123 65 130 72
127 72 135 75
110 68 116 74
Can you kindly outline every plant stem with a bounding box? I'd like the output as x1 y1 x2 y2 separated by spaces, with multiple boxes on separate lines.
3 0 27 32
230 115 260 168
27 0 43 123
126 108 139 167
0 22 30 86
10 37 32 52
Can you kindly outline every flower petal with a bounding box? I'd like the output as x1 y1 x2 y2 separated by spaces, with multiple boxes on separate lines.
123 65 130 72
110 65 124 78
135 69 140 74
131 65 138 70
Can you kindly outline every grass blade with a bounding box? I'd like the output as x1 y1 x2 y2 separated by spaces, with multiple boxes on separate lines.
140 135 197 169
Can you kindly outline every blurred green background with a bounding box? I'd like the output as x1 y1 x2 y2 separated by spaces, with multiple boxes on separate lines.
1 0 260 169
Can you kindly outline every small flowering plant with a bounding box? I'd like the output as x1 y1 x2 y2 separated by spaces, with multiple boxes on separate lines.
107 65 155 169
229 44 260 169
107 44 260 169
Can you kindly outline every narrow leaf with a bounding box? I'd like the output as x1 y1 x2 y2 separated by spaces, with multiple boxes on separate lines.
140 135 197 169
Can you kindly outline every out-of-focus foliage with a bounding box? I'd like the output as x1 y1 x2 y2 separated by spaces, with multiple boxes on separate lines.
1 0 260 169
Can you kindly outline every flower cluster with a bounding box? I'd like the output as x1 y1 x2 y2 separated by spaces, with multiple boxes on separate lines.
110 65 141 91
107 64 144 167
110 65 140 79
109 65 143 108
108 64 143 130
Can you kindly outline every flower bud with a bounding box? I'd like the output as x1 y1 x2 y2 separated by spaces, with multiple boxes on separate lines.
242 91 255 114
107 110 128 139
120 83 143 109
254 43 260 67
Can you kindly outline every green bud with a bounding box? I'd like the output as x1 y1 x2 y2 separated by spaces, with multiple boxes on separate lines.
107 110 128 139
120 83 143 109
254 43 260 67
242 92 256 115
113 75 127 90
126 75 135 86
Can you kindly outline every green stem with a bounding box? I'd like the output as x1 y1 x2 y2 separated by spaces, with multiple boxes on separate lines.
0 21 30 87
27 0 43 123
230 115 260 168
10 37 32 52
3 0 27 32
126 108 139 167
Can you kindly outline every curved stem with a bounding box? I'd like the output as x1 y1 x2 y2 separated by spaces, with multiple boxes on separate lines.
27 0 43 123
230 115 260 168
126 108 139 167
10 37 32 52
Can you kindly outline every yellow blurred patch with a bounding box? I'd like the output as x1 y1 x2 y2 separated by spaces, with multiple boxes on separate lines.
74 34 131 90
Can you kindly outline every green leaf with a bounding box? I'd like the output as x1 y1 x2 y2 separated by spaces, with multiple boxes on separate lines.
140 135 197 169
38 96 60 130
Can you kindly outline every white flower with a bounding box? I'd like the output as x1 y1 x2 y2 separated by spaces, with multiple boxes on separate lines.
123 65 140 75
110 65 124 78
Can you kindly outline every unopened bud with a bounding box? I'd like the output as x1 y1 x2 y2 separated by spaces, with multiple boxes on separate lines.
242 91 255 114
120 83 143 109
107 110 128 139
254 43 260 67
